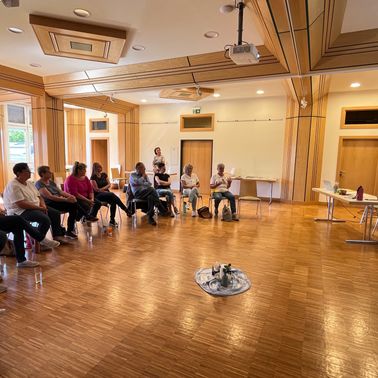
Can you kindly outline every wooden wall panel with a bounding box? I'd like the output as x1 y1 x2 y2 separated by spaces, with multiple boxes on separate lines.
31 94 66 176
0 105 6 192
65 108 86 166
117 114 126 174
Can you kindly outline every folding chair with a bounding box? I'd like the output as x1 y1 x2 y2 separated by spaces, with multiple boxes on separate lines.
237 179 261 217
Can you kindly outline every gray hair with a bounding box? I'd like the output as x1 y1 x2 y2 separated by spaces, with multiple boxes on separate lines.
184 164 193 175
217 163 225 170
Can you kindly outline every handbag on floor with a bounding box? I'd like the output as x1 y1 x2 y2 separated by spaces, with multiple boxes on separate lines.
0 239 15 257
198 206 212 219
221 205 232 222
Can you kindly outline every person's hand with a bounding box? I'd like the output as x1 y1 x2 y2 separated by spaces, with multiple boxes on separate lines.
0 209 6 216
67 196 76 203
227 177 232 183
88 199 94 206
39 206 48 213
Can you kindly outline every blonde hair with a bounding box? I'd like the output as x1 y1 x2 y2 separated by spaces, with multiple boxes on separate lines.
183 164 193 175
72 161 86 176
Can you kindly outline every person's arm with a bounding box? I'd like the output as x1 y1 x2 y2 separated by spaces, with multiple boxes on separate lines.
210 176 221 189
38 187 67 202
86 178 95 202
181 179 191 189
155 176 170 186
15 199 46 212
102 175 111 191
226 176 232 189
91 179 100 193
67 176 92 204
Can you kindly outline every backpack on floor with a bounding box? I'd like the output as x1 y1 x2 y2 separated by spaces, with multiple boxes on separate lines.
221 205 232 222
198 206 212 219
0 239 15 257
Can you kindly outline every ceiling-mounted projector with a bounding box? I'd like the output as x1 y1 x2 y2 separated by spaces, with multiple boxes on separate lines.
1 0 20 7
229 44 260 65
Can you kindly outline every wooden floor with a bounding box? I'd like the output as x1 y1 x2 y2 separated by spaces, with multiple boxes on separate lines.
0 194 377 378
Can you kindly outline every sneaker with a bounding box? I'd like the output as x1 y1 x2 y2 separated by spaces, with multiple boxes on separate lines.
148 217 157 226
232 213 239 221
40 238 60 248
17 260 40 268
109 220 118 227
0 284 7 293
65 231 78 239
192 210 197 217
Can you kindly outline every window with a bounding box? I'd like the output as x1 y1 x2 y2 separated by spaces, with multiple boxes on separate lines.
5 104 34 169
340 107 378 129
180 113 214 132
90 118 109 132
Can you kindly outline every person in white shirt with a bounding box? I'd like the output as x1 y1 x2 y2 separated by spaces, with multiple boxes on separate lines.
3 163 60 254
210 163 238 220
181 164 200 217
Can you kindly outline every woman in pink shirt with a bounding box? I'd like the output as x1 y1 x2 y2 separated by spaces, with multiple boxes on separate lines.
64 162 101 222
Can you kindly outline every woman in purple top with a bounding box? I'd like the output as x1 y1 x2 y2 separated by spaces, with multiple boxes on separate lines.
64 162 101 222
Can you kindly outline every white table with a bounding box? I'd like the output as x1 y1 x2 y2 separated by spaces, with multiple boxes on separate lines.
233 176 277 205
313 188 378 244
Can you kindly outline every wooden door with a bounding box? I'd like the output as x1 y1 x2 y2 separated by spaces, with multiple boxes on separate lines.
336 137 378 194
91 139 109 173
181 140 212 195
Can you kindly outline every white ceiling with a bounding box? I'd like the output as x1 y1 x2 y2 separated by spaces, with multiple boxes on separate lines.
0 0 262 76
114 78 287 104
341 0 378 33
329 69 378 93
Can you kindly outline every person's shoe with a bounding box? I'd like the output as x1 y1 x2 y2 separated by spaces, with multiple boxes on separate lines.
174 207 180 215
109 220 118 227
148 217 157 226
40 238 60 248
192 210 197 217
232 213 239 221
170 212 175 218
214 209 219 217
0 284 7 293
17 260 40 268
86 216 98 222
65 231 78 239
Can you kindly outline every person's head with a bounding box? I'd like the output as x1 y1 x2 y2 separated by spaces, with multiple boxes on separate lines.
13 162 31 181
154 147 161 156
135 162 146 175
72 161 87 177
92 162 102 177
217 163 225 175
37 165 52 180
184 164 193 175
157 162 166 173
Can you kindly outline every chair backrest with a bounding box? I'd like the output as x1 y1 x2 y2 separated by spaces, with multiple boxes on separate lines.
239 179 258 197
111 167 120 179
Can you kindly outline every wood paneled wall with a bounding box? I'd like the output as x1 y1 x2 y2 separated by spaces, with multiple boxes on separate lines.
65 108 86 166
0 105 6 192
281 75 329 202
31 94 66 177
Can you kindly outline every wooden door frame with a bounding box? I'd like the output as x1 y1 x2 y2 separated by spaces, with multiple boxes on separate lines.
90 137 110 174
335 135 378 183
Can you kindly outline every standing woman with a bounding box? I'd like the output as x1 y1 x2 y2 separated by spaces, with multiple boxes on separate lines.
152 147 165 170
180 164 200 217
64 162 100 222
90 162 129 226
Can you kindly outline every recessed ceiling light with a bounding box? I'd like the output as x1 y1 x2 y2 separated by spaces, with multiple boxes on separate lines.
73 8 91 18
220 4 236 13
141 99 147 103
213 93 221 97
30 63 41 68
350 82 361 88
204 31 219 39
256 90 264 95
132 45 146 51
8 27 23 34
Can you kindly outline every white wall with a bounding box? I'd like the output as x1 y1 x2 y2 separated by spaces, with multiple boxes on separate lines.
321 90 378 186
140 96 286 197
85 110 119 173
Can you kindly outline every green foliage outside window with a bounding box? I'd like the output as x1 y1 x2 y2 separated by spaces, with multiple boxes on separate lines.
9 129 25 143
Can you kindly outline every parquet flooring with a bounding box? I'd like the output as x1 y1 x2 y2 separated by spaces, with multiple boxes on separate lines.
0 194 377 378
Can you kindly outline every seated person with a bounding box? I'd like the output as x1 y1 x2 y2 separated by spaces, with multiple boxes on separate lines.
64 162 101 222
90 162 130 226
35 166 79 239
154 162 179 216
129 162 169 226
2 163 62 245
180 164 200 217
0 209 53 267
210 163 239 221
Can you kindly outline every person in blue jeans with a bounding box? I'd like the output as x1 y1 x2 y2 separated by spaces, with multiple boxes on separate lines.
210 163 239 221
154 162 179 216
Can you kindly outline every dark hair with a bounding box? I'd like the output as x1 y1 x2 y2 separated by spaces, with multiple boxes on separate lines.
91 162 102 178
157 162 165 169
72 161 86 176
154 147 161 155
37 165 50 177
13 162 29 176
135 161 144 169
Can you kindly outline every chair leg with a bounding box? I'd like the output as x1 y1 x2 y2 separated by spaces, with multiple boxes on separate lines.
373 217 378 235
238 200 241 217
117 206 122 224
